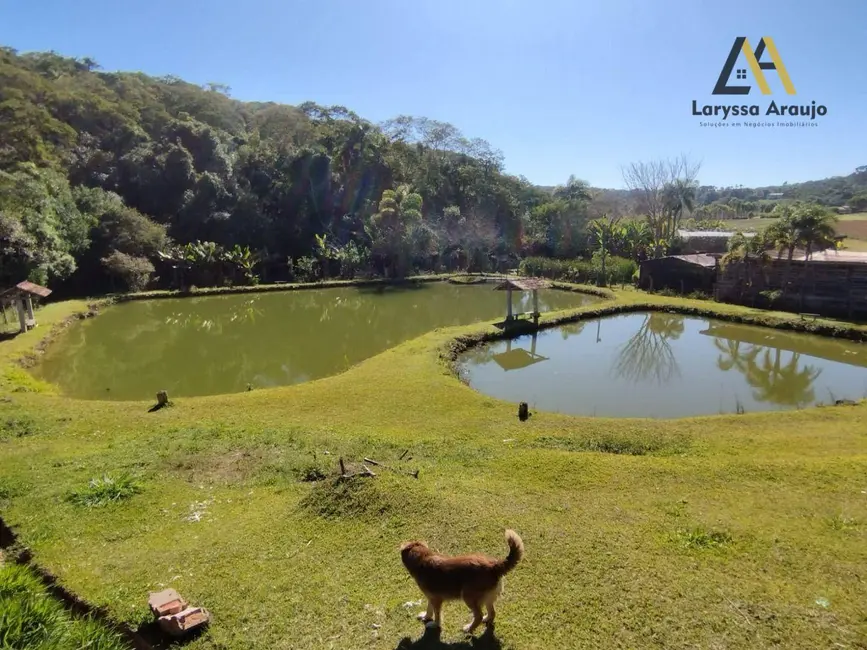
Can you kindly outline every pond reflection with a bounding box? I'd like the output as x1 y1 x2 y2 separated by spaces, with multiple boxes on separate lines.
706 326 825 408
459 312 867 418
612 313 683 385
35 284 596 400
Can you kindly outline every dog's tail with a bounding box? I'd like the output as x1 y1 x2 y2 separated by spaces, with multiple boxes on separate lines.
497 529 524 576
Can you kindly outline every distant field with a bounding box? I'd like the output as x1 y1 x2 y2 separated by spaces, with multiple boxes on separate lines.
837 212 867 221
716 212 867 251
836 219 867 241
717 217 778 232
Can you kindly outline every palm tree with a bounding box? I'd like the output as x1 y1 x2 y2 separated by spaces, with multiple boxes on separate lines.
587 217 618 286
791 204 838 260
790 204 839 309
366 185 423 277
662 179 698 246
765 214 799 298
721 230 774 304
553 175 592 203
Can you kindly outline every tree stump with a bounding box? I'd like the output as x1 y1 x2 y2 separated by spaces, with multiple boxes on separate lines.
156 390 169 406
518 402 529 421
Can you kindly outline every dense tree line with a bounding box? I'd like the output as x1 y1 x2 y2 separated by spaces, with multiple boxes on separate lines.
0 47 607 294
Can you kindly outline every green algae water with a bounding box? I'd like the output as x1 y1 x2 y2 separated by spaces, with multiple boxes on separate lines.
458 312 867 418
34 283 596 400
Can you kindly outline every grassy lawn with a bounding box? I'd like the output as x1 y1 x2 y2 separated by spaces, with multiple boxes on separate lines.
1 286 866 649
717 217 780 232
0 555 128 649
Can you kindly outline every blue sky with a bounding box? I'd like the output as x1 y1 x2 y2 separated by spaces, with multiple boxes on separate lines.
1 0 864 188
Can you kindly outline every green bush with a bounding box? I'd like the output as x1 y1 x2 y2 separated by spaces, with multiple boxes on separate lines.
101 250 155 292
518 257 572 279
293 256 319 282
592 254 637 285
519 255 637 286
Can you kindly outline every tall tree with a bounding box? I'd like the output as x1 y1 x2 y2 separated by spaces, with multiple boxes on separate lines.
365 185 423 277
622 155 701 258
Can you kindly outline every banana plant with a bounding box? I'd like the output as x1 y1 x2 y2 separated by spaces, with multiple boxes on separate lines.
223 244 260 285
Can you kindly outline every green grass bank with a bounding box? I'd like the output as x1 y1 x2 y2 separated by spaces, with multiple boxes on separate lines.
1 282 865 649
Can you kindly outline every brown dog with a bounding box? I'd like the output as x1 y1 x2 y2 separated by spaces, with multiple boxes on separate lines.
400 529 524 633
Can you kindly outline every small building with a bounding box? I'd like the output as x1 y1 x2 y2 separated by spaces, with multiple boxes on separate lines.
638 254 718 294
714 248 867 318
0 281 52 332
768 192 784 199
676 230 756 255
836 205 853 215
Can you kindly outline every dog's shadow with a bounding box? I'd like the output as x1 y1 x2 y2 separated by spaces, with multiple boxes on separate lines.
395 625 503 650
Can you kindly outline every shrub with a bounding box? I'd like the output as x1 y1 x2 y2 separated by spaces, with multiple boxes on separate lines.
592 254 637 285
518 257 572 279
566 260 594 283
66 473 141 507
101 250 154 292
519 255 636 286
293 255 319 282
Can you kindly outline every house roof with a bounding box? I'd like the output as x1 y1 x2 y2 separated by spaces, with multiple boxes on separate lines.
0 281 52 300
677 229 757 239
671 253 718 268
493 278 552 291
642 254 717 268
789 250 867 264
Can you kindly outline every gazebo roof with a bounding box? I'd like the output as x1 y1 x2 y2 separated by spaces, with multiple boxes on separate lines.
493 277 551 291
0 281 52 300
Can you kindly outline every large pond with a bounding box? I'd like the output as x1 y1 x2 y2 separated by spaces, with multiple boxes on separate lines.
458 312 867 418
35 283 597 400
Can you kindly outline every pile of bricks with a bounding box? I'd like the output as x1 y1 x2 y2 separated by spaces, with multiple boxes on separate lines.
147 588 210 637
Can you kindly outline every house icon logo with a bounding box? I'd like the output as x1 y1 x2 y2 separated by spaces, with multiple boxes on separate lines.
713 37 796 96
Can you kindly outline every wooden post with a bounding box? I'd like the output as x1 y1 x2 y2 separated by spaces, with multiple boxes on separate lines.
16 298 27 332
518 402 529 421
506 286 513 320
532 289 539 317
156 390 169 406
530 332 538 356
24 295 34 322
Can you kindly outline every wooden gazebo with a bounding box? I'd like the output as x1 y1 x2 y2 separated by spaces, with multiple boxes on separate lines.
0 281 52 332
493 277 551 324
